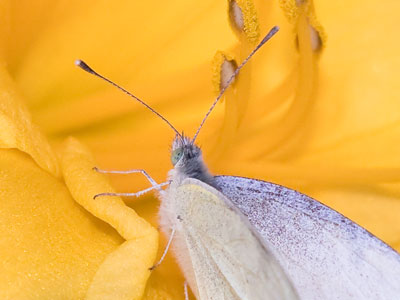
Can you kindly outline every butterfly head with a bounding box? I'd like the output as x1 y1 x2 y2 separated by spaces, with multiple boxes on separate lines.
171 135 216 187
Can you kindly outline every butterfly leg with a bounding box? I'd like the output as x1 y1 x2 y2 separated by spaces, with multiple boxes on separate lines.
93 181 170 199
149 227 176 271
93 167 170 198
93 167 161 190
184 281 189 300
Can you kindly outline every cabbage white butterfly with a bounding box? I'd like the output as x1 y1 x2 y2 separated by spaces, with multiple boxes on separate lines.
76 26 400 299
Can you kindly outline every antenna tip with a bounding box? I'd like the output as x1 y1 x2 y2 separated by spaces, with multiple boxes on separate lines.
75 59 95 74
260 26 280 44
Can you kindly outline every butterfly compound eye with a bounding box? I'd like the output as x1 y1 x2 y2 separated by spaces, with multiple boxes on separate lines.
171 148 184 166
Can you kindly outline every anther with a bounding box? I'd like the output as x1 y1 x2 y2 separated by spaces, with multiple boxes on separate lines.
229 0 244 31
220 59 238 91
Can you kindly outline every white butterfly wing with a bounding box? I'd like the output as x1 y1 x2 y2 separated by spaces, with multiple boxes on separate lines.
215 176 400 300
172 178 299 300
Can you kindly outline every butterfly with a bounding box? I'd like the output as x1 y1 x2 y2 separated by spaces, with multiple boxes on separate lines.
76 26 400 300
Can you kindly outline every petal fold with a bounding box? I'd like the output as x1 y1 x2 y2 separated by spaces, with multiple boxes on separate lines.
60 137 158 300
0 67 60 177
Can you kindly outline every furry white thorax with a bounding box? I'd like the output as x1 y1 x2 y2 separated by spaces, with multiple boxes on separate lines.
158 168 187 232
159 136 212 237
158 136 214 299
160 136 216 235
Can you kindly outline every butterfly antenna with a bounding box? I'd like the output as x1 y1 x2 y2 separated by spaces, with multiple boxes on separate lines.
75 59 182 139
191 26 279 143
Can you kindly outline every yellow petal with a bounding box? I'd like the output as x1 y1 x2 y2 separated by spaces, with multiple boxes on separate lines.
87 240 155 300
0 66 59 177
60 137 158 300
0 148 122 298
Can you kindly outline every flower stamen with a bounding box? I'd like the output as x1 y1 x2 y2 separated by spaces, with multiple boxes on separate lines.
228 0 260 44
210 52 240 158
243 1 325 159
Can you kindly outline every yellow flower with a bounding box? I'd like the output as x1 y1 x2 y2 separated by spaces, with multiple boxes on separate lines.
0 0 399 299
